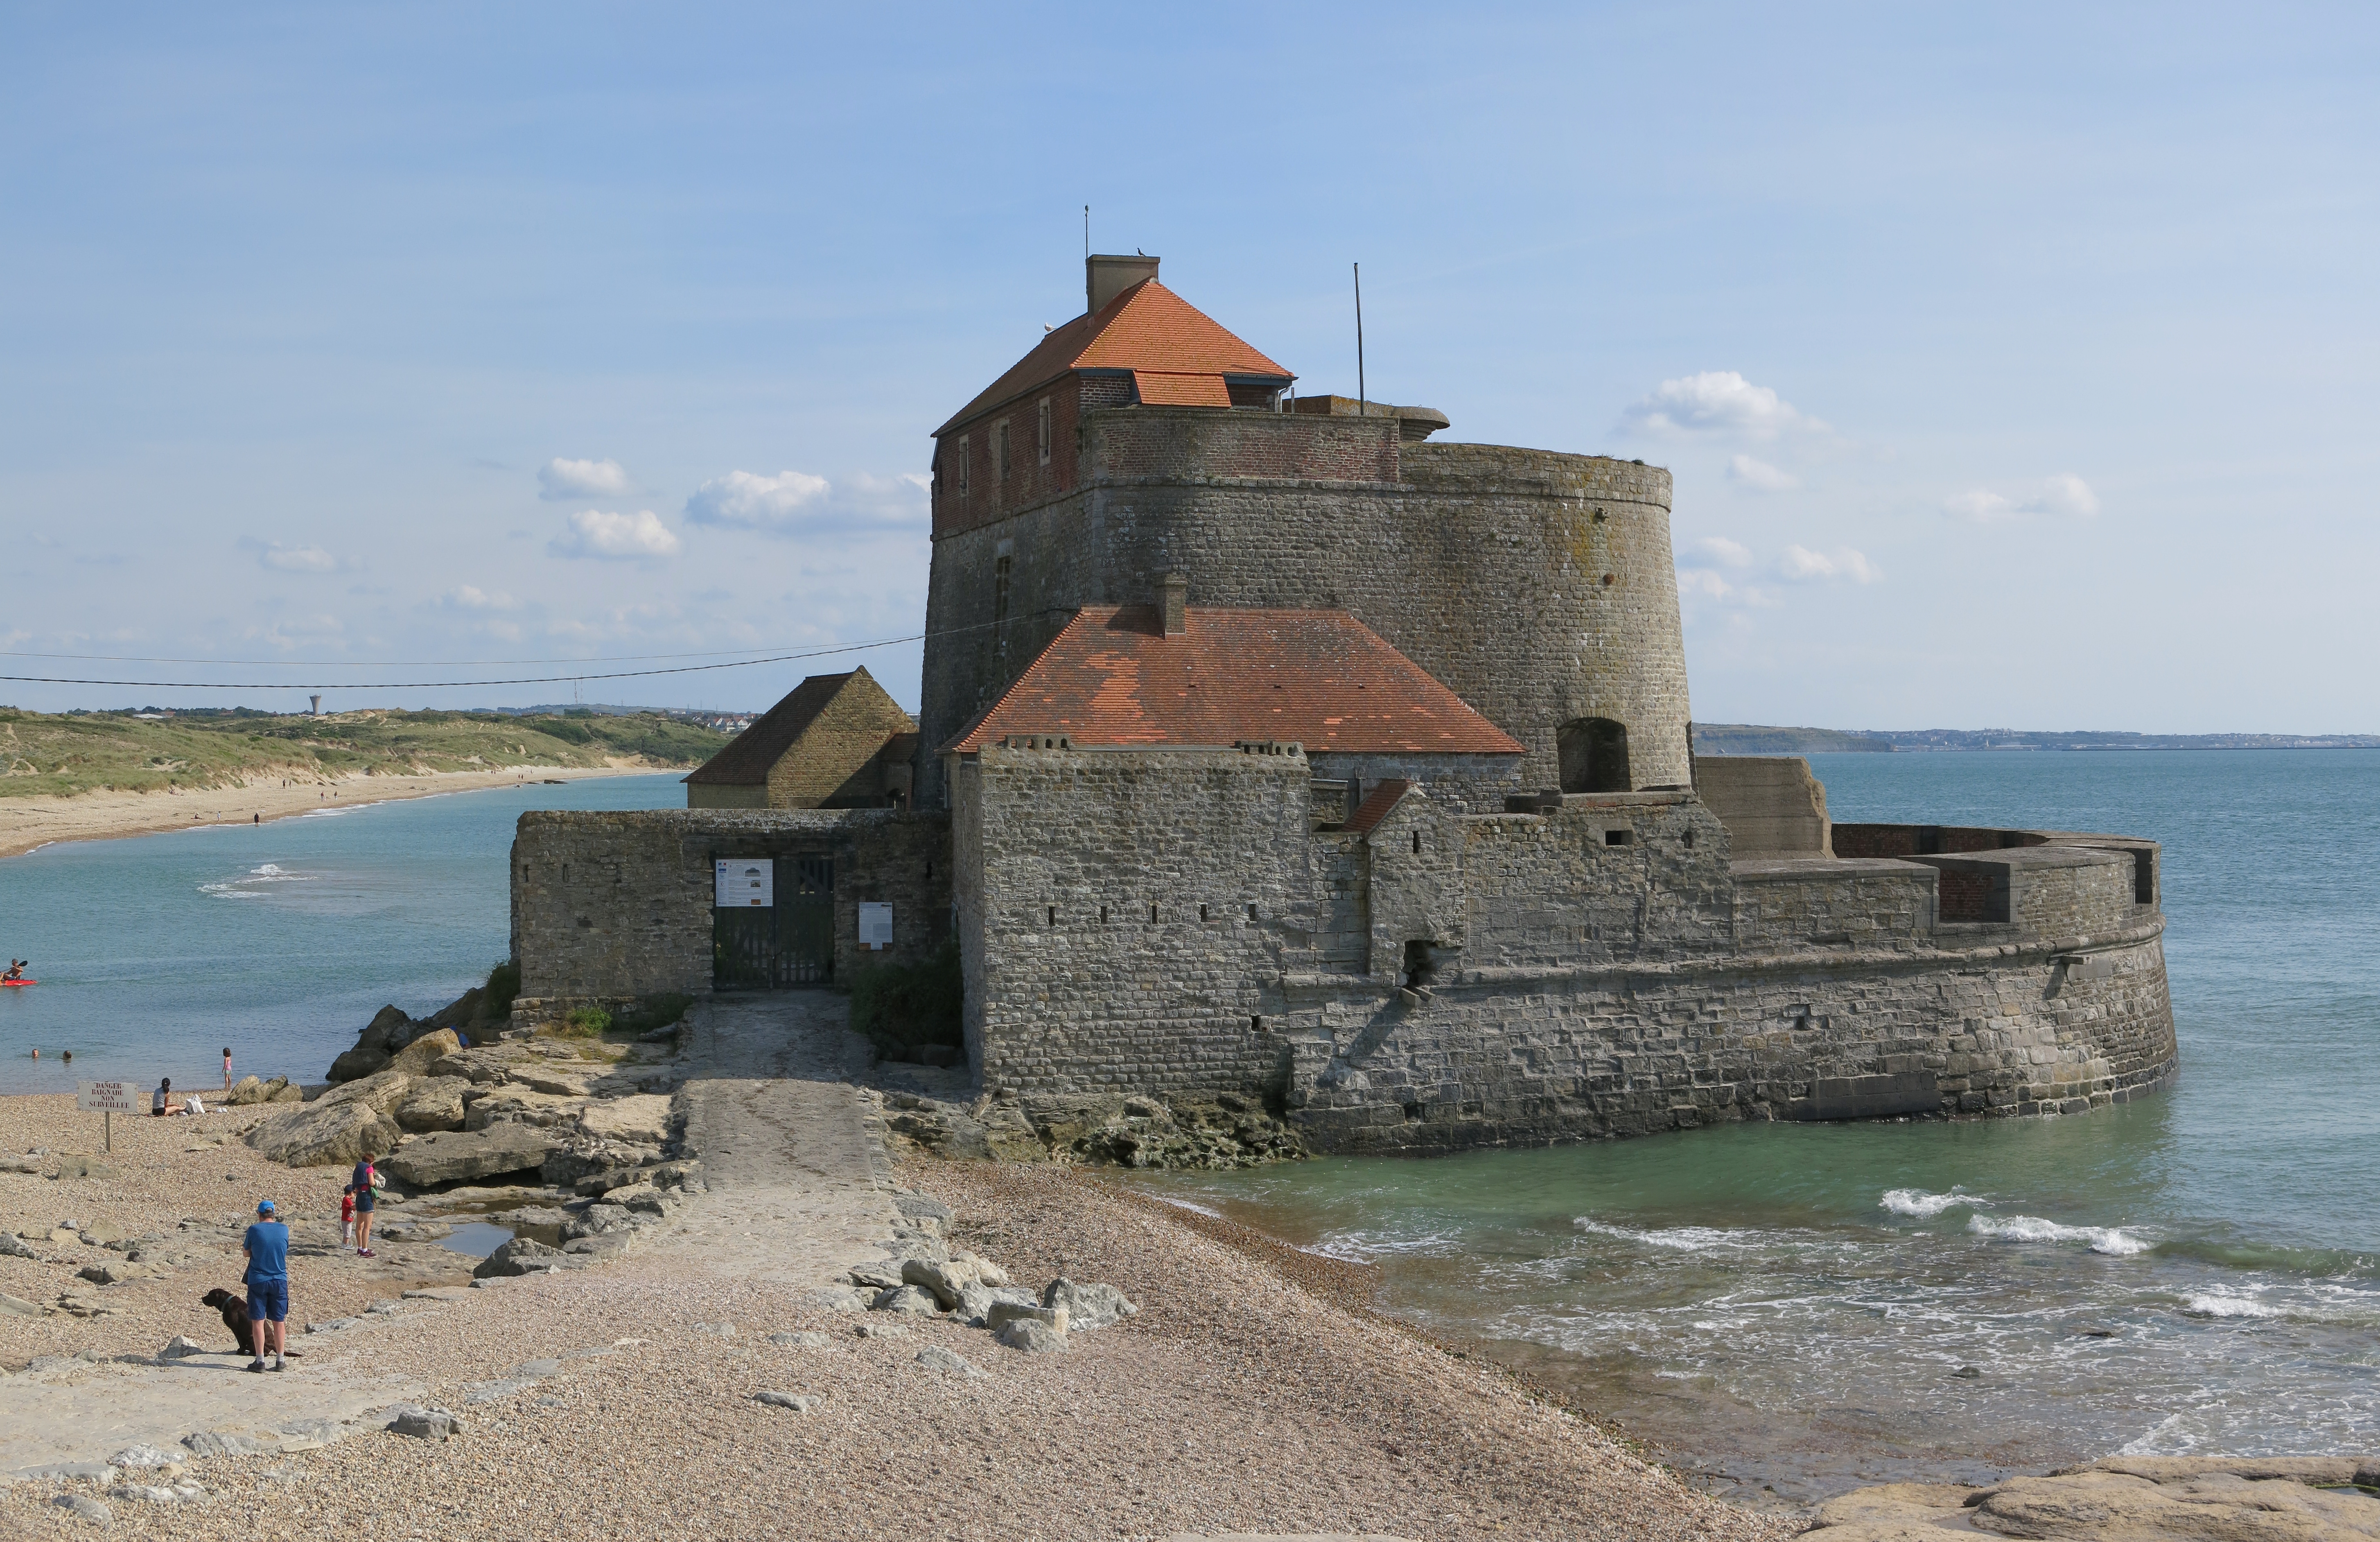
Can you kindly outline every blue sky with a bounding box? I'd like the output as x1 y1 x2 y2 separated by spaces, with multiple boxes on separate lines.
4 3 2375 730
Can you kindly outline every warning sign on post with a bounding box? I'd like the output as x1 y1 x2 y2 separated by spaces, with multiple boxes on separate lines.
858 902 893 950
76 1081 138 1114
715 859 772 907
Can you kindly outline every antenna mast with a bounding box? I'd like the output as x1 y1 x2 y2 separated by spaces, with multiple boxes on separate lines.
1353 262 1366 418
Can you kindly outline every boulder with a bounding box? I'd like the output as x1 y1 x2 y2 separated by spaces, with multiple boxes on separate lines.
327 1045 391 1083
472 1236 562 1279
357 1005 413 1055
0 1232 36 1259
385 1404 462 1440
223 1076 264 1106
394 1077 472 1134
464 1089 586 1131
422 987 484 1032
914 1345 987 1378
561 1203 631 1240
53 1155 120 1180
0 1293 49 1317
245 1099 400 1169
985 1301 1067 1335
384 1124 560 1187
1042 1277 1138 1330
158 1335 204 1361
994 1318 1068 1353
871 1285 941 1315
268 1080 303 1102
316 1068 418 1117
578 1094 673 1146
900 1257 978 1310
389 1028 463 1077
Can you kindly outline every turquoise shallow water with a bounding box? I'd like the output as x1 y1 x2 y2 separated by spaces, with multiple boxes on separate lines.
0 774 686 1095
1140 751 2380 1501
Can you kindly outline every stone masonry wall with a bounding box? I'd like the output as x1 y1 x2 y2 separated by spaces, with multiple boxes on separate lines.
920 410 1691 805
950 749 2176 1150
511 809 952 1017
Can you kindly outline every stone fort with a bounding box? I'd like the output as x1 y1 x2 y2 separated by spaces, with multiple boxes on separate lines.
510 254 2177 1151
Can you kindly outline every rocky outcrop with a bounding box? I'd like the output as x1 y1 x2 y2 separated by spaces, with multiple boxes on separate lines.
579 1093 673 1145
384 1124 562 1187
246 1076 404 1167
389 1028 463 1077
877 1088 1305 1169
394 1076 472 1133
472 1236 564 1279
326 993 489 1084
1809 1458 2380 1541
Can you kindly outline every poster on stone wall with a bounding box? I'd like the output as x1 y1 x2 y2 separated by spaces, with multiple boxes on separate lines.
715 859 772 907
859 902 893 949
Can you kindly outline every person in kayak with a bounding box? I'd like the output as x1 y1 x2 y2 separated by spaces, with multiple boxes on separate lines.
2 961 24 981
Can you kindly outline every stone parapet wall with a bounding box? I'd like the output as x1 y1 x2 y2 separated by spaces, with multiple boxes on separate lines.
1732 857 1939 953
510 809 952 1013
1284 924 2176 1151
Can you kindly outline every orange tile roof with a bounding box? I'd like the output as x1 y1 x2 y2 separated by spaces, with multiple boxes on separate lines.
935 280 1291 436
1131 371 1231 407
1343 780 1414 834
944 607 1524 756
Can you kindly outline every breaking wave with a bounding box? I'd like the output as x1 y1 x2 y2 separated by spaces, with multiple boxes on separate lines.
2181 1291 2286 1319
1575 1218 1769 1253
1968 1214 2153 1256
1880 1188 1989 1219
199 863 315 900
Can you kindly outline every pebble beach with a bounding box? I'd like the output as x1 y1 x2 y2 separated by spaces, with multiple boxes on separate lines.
0 1089 1786 1541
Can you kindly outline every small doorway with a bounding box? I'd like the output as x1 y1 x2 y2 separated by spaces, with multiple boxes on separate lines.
1558 718 1632 794
712 855 835 988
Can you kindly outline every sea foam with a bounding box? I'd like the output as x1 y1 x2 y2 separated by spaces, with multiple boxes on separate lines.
1880 1188 1986 1218
2181 1291 2286 1319
1575 1218 1766 1252
1968 1214 2153 1256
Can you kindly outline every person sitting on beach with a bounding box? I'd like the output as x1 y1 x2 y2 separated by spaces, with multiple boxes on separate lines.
153 1078 172 1117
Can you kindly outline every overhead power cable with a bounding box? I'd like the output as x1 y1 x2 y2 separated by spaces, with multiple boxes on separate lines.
0 634 928 692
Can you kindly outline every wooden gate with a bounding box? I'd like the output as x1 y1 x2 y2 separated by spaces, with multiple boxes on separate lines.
712 855 835 988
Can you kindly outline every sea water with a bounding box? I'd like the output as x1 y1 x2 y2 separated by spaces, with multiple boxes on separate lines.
0 774 686 1095
1140 750 2380 1501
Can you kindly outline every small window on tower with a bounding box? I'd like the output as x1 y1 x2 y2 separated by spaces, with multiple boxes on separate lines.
1037 398 1052 465
955 436 969 496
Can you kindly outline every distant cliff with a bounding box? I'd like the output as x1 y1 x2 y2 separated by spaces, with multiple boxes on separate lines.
1692 724 1893 755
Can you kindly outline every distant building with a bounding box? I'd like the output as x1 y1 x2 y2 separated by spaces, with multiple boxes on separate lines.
682 667 917 809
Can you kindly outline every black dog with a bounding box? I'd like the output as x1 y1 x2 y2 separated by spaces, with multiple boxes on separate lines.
201 1287 253 1352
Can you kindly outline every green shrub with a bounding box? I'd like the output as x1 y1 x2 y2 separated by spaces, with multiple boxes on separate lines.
483 959 521 1020
849 938 963 1056
560 1006 612 1037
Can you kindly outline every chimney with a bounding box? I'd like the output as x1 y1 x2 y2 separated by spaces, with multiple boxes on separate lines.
1158 570 1187 637
1087 253 1160 315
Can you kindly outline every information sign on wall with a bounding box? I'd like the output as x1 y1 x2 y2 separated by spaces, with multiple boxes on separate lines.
858 902 893 950
715 859 773 908
76 1081 138 1114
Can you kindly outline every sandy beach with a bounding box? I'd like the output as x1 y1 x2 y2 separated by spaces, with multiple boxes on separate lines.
0 764 665 861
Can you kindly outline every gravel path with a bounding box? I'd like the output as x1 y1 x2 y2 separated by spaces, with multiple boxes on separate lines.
0 1004 1787 1541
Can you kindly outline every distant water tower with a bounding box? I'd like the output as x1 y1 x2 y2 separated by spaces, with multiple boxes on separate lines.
309 694 321 716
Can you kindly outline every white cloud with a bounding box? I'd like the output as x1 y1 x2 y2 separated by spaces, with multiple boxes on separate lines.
250 542 338 572
549 509 682 561
539 457 631 500
1727 453 1798 491
1946 473 2099 522
1781 545 1882 583
1621 371 1822 439
1678 568 1735 601
1692 536 1754 568
684 468 928 536
440 585 520 611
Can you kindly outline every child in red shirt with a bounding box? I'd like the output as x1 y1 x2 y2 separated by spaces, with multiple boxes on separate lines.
340 1190 356 1248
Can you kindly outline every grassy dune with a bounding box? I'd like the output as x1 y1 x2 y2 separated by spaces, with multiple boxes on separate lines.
0 707 729 798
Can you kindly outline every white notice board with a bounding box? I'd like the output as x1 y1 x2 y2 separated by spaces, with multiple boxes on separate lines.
715 859 773 908
77 1081 138 1114
858 902 893 950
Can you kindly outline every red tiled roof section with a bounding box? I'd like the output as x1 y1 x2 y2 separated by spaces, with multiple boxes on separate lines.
1343 780 1414 834
935 280 1291 435
945 608 1525 756
1132 371 1232 407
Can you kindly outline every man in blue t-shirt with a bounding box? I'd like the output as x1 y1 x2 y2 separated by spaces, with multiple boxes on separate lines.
242 1199 290 1373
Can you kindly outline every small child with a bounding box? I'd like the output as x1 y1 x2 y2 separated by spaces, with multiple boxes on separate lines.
341 1189 356 1248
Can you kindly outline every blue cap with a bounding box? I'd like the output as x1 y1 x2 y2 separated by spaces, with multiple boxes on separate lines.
257 1200 275 1214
